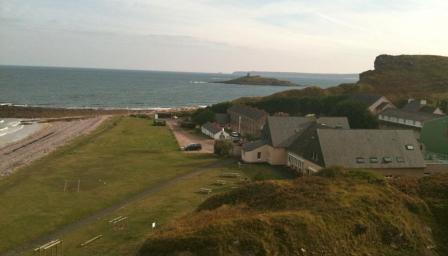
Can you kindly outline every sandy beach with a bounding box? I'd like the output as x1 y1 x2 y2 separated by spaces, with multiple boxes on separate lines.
0 105 201 177
0 116 109 177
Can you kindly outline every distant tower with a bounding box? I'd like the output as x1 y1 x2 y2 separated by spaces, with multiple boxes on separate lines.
246 72 251 77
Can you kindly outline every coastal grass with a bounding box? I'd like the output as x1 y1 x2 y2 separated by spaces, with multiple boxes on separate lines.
0 116 219 253
21 164 248 256
0 116 292 255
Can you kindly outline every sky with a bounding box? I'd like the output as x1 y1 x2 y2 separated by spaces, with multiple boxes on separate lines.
1 0 448 73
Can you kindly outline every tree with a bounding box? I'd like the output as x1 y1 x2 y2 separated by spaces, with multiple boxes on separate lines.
330 100 378 128
210 102 232 113
214 140 233 157
191 108 215 125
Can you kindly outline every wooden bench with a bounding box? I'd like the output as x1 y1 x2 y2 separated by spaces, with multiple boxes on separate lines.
219 173 241 178
199 188 212 194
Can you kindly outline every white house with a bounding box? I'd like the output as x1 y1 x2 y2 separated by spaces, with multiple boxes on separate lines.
201 122 230 140
349 93 395 115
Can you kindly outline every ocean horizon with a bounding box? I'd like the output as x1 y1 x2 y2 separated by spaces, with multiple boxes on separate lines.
0 65 358 109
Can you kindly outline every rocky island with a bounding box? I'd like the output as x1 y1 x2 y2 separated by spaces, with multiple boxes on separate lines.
217 74 301 87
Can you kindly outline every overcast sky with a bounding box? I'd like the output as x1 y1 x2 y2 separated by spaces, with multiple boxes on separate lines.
1 0 447 73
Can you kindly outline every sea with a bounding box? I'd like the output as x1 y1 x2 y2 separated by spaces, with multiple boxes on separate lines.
0 118 41 147
0 65 358 109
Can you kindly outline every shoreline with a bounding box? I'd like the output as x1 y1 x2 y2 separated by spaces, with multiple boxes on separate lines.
0 105 204 119
0 115 110 177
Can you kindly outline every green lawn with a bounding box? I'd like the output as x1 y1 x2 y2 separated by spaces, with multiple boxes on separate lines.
0 116 296 255
0 116 217 253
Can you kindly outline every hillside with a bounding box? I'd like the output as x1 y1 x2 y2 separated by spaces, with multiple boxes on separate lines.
139 170 448 256
357 54 448 99
217 75 301 87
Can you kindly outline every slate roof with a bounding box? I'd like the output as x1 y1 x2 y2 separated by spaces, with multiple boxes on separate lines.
242 140 268 151
215 113 229 125
402 100 424 112
264 116 349 148
380 108 442 123
227 105 267 120
349 93 383 107
202 122 223 134
317 129 425 169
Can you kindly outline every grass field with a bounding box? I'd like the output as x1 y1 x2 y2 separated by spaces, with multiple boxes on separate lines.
0 116 292 255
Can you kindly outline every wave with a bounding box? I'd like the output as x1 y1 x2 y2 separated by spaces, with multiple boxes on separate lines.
189 81 208 84
0 127 8 132
8 121 21 127
0 103 12 106
0 120 4 124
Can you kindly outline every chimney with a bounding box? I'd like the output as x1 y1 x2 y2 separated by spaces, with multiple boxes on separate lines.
420 99 427 105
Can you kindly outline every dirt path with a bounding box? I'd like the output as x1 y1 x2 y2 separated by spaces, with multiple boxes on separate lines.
166 120 214 153
0 116 109 177
0 159 232 256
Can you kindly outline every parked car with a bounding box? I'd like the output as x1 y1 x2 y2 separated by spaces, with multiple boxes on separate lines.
181 143 202 151
230 132 240 142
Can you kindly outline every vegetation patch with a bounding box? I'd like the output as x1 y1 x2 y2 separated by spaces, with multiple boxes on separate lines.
139 172 443 256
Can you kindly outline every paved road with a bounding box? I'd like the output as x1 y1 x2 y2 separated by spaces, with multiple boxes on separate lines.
1 159 231 256
166 120 214 154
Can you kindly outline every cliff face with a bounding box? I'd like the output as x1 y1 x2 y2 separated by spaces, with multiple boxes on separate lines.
358 55 448 98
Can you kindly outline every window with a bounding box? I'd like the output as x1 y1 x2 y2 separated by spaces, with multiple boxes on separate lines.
405 144 415 150
257 152 261 160
356 157 365 164
396 157 405 163
369 157 379 163
383 157 393 163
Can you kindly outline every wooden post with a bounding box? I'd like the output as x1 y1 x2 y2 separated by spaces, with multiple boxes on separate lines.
63 180 67 192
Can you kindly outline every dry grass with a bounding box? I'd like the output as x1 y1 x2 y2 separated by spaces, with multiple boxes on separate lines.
139 170 442 256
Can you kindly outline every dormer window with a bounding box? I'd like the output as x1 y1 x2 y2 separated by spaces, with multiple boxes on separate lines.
356 157 365 164
396 157 405 163
383 157 393 163
405 144 415 150
369 157 379 163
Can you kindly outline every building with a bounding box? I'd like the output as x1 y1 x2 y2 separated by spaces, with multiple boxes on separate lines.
227 105 268 138
349 93 395 115
421 116 448 158
201 122 230 140
402 99 445 115
241 116 350 165
378 108 443 130
214 113 230 128
287 129 426 176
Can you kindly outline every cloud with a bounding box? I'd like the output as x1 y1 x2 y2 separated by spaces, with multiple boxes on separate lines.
1 0 448 72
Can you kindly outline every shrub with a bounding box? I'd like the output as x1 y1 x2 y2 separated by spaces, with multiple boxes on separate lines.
345 170 385 185
191 108 215 125
214 140 234 157
315 166 345 178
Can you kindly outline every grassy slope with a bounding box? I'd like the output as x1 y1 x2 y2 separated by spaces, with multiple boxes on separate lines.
18 163 293 256
0 116 292 255
392 174 448 255
0 116 219 253
139 171 441 256
357 54 448 100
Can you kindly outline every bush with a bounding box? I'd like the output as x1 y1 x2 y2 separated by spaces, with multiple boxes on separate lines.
130 114 151 119
153 119 166 126
345 170 385 185
191 108 215 125
214 140 233 157
210 102 232 113
180 120 196 129
315 166 345 178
